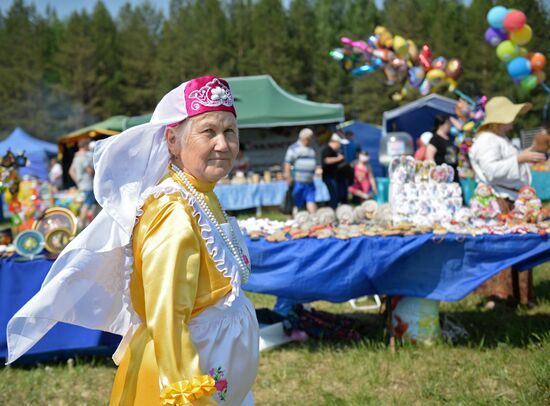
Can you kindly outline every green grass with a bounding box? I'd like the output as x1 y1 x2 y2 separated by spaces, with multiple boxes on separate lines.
1 264 549 405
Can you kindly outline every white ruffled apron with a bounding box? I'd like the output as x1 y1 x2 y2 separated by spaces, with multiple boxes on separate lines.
188 221 259 405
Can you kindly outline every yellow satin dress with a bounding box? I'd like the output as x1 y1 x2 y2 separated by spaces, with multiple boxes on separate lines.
110 170 232 405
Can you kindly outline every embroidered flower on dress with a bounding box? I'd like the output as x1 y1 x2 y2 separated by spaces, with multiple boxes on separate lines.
208 366 229 401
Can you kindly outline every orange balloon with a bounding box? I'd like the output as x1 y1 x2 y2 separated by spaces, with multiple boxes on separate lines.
530 52 546 72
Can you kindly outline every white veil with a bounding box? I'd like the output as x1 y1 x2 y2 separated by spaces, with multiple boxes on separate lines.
6 81 192 364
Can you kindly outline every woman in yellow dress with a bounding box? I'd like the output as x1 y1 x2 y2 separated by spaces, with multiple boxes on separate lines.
7 76 260 405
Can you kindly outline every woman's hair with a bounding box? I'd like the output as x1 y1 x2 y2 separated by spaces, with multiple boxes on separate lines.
476 123 505 136
432 115 450 133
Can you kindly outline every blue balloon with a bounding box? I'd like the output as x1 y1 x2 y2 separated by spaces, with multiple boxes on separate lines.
351 64 376 76
487 6 508 29
507 57 532 80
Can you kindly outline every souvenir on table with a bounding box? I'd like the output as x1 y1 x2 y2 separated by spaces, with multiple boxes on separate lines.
14 229 45 260
510 186 544 223
469 183 501 224
316 207 336 225
33 207 78 238
44 227 73 255
335 204 354 225
414 160 435 183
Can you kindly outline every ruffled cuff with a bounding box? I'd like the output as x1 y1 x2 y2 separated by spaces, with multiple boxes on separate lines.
160 375 216 405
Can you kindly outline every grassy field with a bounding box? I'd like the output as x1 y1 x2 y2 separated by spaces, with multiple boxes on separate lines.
1 264 549 405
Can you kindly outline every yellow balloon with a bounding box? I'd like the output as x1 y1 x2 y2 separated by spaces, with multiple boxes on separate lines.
407 40 418 61
463 121 475 132
375 26 387 36
393 35 408 58
445 77 458 92
426 69 445 81
510 24 532 46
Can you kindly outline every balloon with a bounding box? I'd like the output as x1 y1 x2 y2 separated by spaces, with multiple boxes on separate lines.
419 80 431 96
521 75 538 92
432 56 447 70
507 56 532 80
445 58 463 79
426 68 445 81
340 37 353 46
510 24 532 45
371 56 385 67
503 10 527 33
372 48 391 62
351 64 377 76
407 40 418 61
530 52 546 71
419 45 432 71
535 70 546 83
367 35 379 48
496 40 519 62
408 66 425 87
374 26 387 36
484 27 508 47
343 58 354 72
329 48 345 61
393 35 409 58
445 77 458 92
487 6 508 29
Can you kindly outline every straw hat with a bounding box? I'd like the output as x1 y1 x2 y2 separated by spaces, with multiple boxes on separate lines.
480 96 531 127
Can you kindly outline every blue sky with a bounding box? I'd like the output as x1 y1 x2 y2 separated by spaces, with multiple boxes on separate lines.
3 0 386 18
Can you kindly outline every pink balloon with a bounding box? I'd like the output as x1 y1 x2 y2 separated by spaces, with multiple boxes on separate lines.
503 10 526 33
340 37 353 46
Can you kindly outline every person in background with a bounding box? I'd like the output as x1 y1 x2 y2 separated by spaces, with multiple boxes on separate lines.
69 138 97 228
469 96 546 308
233 142 250 175
348 151 377 202
48 158 63 191
284 128 317 213
342 130 358 163
414 131 434 161
426 115 458 179
321 133 349 208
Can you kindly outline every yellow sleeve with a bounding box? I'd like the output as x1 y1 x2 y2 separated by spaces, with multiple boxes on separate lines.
139 197 216 405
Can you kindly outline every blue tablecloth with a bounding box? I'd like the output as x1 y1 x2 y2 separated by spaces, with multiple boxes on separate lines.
243 233 550 303
3 232 549 361
214 180 330 210
0 257 120 362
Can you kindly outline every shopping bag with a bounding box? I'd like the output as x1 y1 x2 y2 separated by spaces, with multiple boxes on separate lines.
280 184 294 214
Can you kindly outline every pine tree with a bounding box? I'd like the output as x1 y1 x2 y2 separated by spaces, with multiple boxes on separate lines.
89 1 120 117
117 2 162 115
0 0 48 137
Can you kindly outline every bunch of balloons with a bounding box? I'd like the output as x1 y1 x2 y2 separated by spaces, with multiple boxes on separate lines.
485 6 547 93
329 26 463 102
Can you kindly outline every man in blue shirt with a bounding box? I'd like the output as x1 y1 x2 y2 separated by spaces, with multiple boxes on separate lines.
284 128 318 213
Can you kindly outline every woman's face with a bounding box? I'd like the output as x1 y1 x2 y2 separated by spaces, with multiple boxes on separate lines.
168 111 239 182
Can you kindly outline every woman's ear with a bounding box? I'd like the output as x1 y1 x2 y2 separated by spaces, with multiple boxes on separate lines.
165 127 177 154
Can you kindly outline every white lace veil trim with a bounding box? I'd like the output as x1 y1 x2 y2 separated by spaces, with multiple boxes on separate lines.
5 80 225 365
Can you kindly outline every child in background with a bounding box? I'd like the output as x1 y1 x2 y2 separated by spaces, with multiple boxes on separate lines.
348 152 377 202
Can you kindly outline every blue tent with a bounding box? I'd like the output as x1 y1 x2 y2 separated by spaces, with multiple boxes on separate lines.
338 120 384 177
382 94 457 140
0 128 58 180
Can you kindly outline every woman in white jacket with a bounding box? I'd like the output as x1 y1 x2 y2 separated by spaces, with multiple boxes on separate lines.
469 96 546 308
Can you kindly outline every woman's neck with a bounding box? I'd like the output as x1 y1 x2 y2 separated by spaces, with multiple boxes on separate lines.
436 129 449 139
169 164 216 193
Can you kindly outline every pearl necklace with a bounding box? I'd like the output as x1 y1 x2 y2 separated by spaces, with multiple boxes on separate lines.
170 164 251 283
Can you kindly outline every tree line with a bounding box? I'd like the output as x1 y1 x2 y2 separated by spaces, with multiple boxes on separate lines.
1 0 549 142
